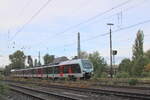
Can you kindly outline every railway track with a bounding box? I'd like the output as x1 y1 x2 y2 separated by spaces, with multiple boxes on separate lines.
9 84 80 100
39 84 150 100
3 80 150 100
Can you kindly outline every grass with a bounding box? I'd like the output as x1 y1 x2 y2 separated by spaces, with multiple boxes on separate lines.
5 76 150 88
0 81 9 95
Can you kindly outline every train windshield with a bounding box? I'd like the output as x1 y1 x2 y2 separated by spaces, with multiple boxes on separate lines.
82 60 93 69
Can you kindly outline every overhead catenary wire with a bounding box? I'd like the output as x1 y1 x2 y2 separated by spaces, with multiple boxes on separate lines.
32 0 135 47
52 0 132 37
18 0 33 17
9 0 149 52
10 0 53 41
35 0 147 47
46 19 150 50
17 18 150 52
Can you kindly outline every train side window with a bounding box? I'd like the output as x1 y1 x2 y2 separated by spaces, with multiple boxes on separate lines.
43 68 48 74
63 65 68 73
54 66 59 74
71 64 81 73
46 67 53 74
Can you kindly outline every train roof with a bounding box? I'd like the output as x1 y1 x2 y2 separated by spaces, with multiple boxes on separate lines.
11 59 89 72
59 59 86 65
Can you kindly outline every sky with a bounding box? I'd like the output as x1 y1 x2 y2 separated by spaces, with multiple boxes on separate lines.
0 0 150 68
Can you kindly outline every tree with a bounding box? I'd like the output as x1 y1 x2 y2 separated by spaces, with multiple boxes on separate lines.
9 50 26 69
118 58 132 74
132 30 144 76
142 50 150 72
132 56 147 76
4 65 11 76
88 51 107 77
132 30 144 60
43 54 54 65
27 55 33 67
144 64 150 72
80 51 89 59
72 51 88 59
144 50 150 63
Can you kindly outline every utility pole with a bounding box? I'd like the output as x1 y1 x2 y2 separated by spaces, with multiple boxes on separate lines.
38 51 41 66
77 32 81 59
107 23 114 78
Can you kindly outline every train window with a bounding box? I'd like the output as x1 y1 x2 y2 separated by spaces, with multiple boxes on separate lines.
43 67 48 74
71 64 81 73
54 66 59 74
31 69 34 74
46 67 53 74
62 64 81 73
63 65 69 73
32 69 36 74
82 60 92 69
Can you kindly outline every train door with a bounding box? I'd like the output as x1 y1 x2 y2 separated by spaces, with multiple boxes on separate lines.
68 65 72 75
59 65 64 77
37 69 42 78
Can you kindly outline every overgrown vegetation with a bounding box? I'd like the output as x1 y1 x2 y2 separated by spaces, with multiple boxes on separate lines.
128 79 138 86
0 82 8 95
115 72 130 78
118 30 150 78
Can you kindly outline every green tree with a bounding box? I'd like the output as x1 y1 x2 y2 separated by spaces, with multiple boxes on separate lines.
118 58 132 75
72 51 88 59
43 54 54 65
4 65 12 76
144 50 150 64
80 51 89 59
132 30 144 60
9 50 26 69
132 30 144 76
27 55 33 67
144 63 150 72
88 51 107 77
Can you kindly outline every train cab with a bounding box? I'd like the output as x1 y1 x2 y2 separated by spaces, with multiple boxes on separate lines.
81 59 94 79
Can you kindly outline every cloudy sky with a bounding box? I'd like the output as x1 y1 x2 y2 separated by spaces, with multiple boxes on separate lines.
0 0 150 67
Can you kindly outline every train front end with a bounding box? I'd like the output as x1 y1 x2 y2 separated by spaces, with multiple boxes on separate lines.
81 59 94 79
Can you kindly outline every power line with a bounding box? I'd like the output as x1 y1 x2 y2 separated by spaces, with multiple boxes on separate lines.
12 18 150 52
10 0 53 41
26 0 140 48
52 0 132 36
18 0 33 17
49 19 150 50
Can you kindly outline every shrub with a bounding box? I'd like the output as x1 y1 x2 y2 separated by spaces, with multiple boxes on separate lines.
115 72 130 78
100 72 108 78
0 82 8 95
0 75 4 80
128 79 138 86
141 71 150 77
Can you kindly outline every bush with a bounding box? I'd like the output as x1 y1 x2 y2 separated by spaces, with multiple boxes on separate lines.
141 71 150 77
128 79 138 86
0 75 4 80
115 72 130 78
100 72 108 78
0 82 9 95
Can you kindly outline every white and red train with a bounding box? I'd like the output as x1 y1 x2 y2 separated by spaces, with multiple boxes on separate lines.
11 59 94 79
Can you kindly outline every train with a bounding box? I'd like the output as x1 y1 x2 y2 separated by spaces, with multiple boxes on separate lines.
11 59 94 79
